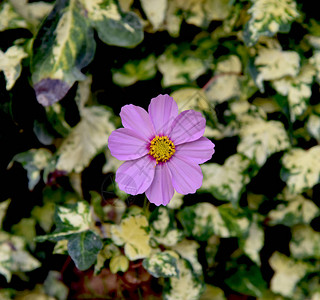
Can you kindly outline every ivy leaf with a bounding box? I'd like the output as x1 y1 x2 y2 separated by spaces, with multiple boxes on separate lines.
225 264 268 298
272 64 315 122
112 55 157 87
9 148 52 190
178 203 250 240
238 118 290 166
36 201 92 242
157 43 210 87
200 154 251 205
242 216 264 266
82 0 143 47
289 225 320 260
0 200 11 230
143 251 179 278
0 1 28 31
281 146 320 194
68 230 103 271
205 55 243 104
109 254 129 274
111 215 151 260
200 285 226 300
243 0 299 46
0 45 28 90
141 0 167 30
163 258 204 300
268 194 319 227
0 232 41 282
269 252 312 298
307 114 320 141
56 106 115 173
254 47 300 92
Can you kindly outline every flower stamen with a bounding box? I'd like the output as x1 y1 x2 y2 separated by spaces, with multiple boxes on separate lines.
149 136 175 164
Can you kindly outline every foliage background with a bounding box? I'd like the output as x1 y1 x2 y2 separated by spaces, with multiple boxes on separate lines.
1 0 320 299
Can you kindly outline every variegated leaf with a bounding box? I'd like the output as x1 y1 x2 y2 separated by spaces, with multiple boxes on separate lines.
268 194 319 227
109 254 129 274
307 114 320 141
269 252 312 298
56 106 115 173
9 148 52 190
238 118 290 166
281 146 320 194
163 258 204 300
255 47 300 91
31 0 95 106
289 225 320 260
272 64 315 121
0 232 41 282
111 215 151 260
143 251 179 278
0 200 11 230
112 55 157 86
141 0 167 30
243 0 299 46
200 154 251 205
81 0 143 47
0 45 28 90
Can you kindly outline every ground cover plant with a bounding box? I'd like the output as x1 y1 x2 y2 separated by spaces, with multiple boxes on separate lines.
1 0 320 299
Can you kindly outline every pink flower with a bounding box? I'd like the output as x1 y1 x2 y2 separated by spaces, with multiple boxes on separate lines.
108 94 215 206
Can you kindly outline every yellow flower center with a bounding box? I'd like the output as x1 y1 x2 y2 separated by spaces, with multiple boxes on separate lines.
148 136 175 164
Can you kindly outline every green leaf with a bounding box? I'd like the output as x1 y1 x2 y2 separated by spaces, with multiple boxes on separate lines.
67 230 103 270
238 118 290 166
281 146 320 194
269 252 312 298
290 225 320 260
200 285 226 300
9 148 52 190
243 0 299 46
31 0 96 106
12 218 36 251
164 258 204 300
143 251 179 278
112 55 157 86
225 264 268 297
82 0 143 47
0 45 28 90
200 154 251 205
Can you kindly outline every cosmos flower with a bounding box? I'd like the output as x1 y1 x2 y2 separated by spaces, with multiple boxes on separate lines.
108 94 215 206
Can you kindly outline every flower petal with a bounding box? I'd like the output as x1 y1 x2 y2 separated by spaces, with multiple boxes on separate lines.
120 104 155 140
145 163 174 206
116 155 156 195
148 94 179 136
175 137 215 164
108 128 149 161
169 110 206 145
167 156 203 194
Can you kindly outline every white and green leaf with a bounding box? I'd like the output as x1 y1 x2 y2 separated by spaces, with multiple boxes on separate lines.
307 114 320 141
281 146 320 194
200 154 251 205
9 148 52 190
238 118 290 166
244 0 299 46
112 55 157 86
143 251 179 278
0 45 28 90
